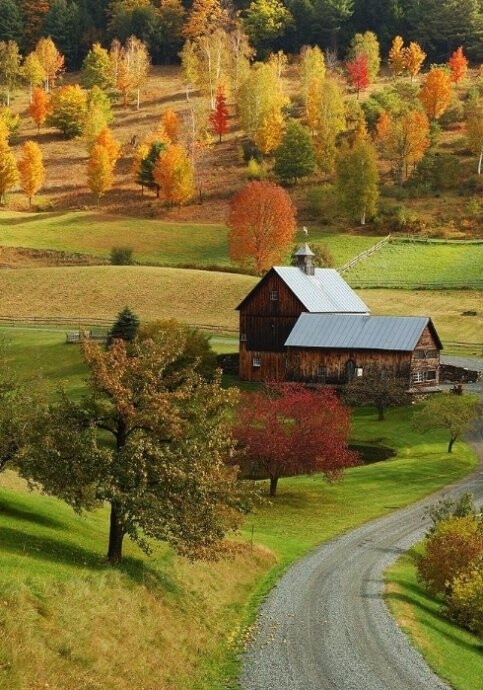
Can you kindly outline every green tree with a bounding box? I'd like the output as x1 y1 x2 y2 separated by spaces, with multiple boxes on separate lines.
157 0 186 64
108 306 140 344
43 0 82 68
274 119 316 184
21 322 245 564
342 368 410 421
108 0 158 48
313 0 354 51
0 0 23 44
83 85 113 151
413 393 480 453
237 61 288 143
0 40 22 106
136 140 166 197
347 30 381 81
312 76 346 174
336 134 379 225
81 42 116 93
21 51 46 102
47 84 88 138
243 0 293 56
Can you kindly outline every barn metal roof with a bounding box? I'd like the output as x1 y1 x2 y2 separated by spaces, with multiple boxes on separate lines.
285 314 437 351
273 267 370 313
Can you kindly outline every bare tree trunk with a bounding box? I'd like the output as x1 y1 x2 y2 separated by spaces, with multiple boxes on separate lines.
269 476 279 496
107 501 125 564
478 150 482 175
448 434 457 453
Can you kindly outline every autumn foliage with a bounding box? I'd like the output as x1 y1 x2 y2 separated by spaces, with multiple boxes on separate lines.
28 87 50 132
388 36 405 77
346 53 370 97
402 41 426 80
210 84 229 142
376 109 430 184
227 181 296 274
95 127 121 165
87 144 113 202
17 140 44 206
161 109 180 142
232 383 359 496
419 67 453 120
448 46 469 84
153 143 194 205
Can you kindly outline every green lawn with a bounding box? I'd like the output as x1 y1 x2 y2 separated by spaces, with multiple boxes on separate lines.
345 241 483 287
0 210 378 268
385 547 483 690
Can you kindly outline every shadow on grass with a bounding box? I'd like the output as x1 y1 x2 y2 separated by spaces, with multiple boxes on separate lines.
0 500 64 529
0 211 66 226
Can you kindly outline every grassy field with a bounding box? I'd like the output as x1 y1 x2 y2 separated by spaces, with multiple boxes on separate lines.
0 266 481 345
345 241 483 287
385 547 483 690
0 210 379 268
0 402 477 690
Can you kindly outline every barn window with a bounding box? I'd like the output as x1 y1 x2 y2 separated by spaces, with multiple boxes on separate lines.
414 350 425 359
412 371 424 383
240 333 247 342
426 350 438 359
269 290 279 301
412 370 437 383
426 370 436 381
252 355 261 367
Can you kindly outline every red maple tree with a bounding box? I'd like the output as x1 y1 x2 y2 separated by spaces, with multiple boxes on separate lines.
346 53 370 98
210 84 229 142
231 383 359 496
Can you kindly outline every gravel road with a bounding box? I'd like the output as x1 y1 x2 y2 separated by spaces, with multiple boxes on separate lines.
241 410 483 690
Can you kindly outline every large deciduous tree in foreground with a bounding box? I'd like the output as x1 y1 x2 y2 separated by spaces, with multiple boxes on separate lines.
227 180 296 274
232 383 359 496
413 393 480 454
21 321 246 564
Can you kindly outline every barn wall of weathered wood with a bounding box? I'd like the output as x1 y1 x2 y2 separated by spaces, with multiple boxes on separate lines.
410 325 440 385
239 345 286 382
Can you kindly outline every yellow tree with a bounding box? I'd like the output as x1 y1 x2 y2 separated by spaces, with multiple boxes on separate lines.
254 105 285 155
162 109 180 142
237 61 288 144
388 36 405 77
0 135 18 204
28 87 51 133
125 35 150 110
419 68 452 120
183 0 228 39
402 42 426 81
299 45 325 116
22 52 46 103
95 127 121 166
87 144 114 203
17 140 45 207
35 37 65 91
376 109 430 184
153 143 194 205
309 76 346 175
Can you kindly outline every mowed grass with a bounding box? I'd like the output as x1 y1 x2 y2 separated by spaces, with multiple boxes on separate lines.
0 210 379 267
0 401 477 690
345 241 483 286
385 547 483 690
0 266 481 344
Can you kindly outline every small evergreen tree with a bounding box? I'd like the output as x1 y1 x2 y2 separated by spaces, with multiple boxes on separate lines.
273 119 316 184
108 307 140 345
136 141 166 197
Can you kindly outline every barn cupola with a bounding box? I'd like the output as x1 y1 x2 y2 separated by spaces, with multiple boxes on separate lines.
294 244 315 276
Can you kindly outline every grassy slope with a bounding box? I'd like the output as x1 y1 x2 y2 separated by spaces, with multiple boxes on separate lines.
345 242 483 286
0 266 481 343
0 210 378 267
385 548 483 690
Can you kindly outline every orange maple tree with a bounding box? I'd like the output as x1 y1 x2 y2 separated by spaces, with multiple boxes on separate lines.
17 140 45 207
376 109 430 184
388 36 405 76
419 68 452 120
28 87 51 132
402 41 426 81
161 109 180 142
448 46 469 83
153 143 194 205
87 144 114 202
227 181 296 274
95 127 121 166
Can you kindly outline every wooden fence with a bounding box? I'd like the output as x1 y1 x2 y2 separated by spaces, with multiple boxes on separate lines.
337 235 392 274
347 279 483 290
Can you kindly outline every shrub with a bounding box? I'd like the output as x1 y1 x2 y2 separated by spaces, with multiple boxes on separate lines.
240 139 262 163
110 247 134 265
425 493 478 534
246 158 267 180
417 515 483 596
446 560 483 636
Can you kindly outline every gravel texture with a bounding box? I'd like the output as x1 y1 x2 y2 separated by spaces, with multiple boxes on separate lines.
241 410 483 690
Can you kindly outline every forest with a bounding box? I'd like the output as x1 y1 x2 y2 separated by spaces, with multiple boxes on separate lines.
0 0 482 69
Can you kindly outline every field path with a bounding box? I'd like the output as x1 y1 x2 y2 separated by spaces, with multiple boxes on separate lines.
240 386 483 690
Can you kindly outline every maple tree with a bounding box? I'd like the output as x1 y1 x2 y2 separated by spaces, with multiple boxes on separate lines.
28 87 51 132
254 104 285 155
227 180 296 274
35 36 65 91
17 140 45 207
347 31 380 81
161 108 180 142
210 84 229 142
95 127 121 166
153 143 194 206
376 109 430 184
0 134 18 204
388 35 405 77
87 143 114 203
346 53 370 98
232 383 358 496
21 321 244 564
402 41 426 81
419 67 452 120
47 84 88 138
448 46 469 84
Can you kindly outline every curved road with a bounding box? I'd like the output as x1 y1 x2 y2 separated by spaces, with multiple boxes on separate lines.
241 386 483 690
